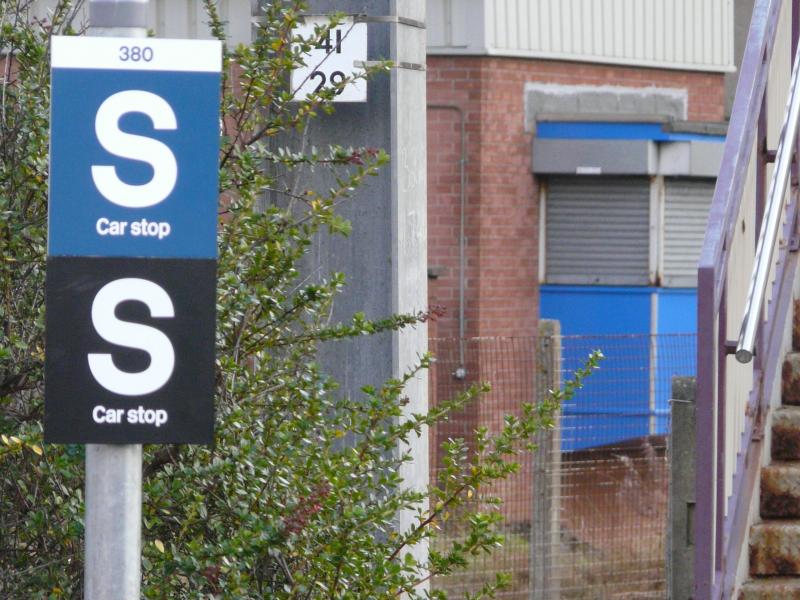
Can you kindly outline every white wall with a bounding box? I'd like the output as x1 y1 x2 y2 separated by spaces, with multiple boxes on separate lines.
428 0 735 73
31 0 252 45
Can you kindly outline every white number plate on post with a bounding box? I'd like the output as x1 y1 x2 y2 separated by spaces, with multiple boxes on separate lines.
292 16 367 103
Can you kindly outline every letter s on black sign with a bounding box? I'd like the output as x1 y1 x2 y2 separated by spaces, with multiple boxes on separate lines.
87 278 175 396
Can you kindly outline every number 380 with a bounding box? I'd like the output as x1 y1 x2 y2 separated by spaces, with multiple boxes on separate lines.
119 45 153 62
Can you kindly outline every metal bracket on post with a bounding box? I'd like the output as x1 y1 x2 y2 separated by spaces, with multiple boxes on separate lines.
724 340 744 355
89 0 147 28
354 14 426 29
355 60 425 71
89 0 148 37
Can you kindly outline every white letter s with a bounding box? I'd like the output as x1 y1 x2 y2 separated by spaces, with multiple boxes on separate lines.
88 278 175 396
91 90 178 208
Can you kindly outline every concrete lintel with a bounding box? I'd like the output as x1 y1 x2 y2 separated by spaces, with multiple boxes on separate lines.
525 82 688 133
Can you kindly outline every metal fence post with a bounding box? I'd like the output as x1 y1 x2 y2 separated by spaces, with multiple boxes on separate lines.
531 319 562 600
668 376 696 600
84 2 148 599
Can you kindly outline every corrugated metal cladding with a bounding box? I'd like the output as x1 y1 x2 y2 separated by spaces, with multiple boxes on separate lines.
428 0 735 72
31 0 252 46
663 178 714 288
545 177 650 285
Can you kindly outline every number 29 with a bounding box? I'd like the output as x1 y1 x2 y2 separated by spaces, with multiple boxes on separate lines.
311 70 346 95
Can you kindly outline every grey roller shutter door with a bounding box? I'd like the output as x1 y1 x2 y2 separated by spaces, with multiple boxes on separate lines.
663 178 714 287
545 176 651 285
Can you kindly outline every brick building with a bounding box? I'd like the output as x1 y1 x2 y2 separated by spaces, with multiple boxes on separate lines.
426 0 732 349
425 0 736 542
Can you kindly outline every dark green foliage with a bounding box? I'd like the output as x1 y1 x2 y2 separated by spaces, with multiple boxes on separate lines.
0 2 601 598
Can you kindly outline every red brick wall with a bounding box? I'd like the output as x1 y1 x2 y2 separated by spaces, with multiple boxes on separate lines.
426 56 725 534
427 56 725 342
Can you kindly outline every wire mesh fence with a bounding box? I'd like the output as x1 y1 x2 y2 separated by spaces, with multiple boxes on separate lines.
429 329 696 599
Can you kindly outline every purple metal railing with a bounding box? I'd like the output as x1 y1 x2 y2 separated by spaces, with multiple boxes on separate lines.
696 0 800 597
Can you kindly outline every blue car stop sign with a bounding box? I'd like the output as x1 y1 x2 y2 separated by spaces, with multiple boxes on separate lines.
48 36 221 259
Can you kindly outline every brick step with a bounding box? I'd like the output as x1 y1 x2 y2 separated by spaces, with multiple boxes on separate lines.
783 353 800 405
794 299 800 352
750 521 800 576
761 464 800 518
740 577 800 599
772 407 800 461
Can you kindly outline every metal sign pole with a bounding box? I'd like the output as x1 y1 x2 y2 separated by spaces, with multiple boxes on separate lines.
84 444 142 599
84 5 148 600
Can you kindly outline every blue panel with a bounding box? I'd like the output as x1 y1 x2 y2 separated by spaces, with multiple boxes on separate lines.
536 121 726 143
541 286 652 450
49 68 220 258
655 288 698 436
541 286 699 451
657 288 697 333
540 285 652 335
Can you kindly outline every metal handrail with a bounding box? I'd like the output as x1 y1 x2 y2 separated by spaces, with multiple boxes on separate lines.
736 40 800 363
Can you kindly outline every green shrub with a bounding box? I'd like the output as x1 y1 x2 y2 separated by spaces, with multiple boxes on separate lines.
0 2 600 598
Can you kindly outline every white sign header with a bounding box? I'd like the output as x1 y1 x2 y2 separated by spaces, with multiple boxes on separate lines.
51 36 222 73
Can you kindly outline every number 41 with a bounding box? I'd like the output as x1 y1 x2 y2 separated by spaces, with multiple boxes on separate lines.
316 29 343 54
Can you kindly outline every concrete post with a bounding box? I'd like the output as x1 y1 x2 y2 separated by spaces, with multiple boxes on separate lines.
531 320 562 600
668 376 697 600
84 3 147 599
301 0 429 570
